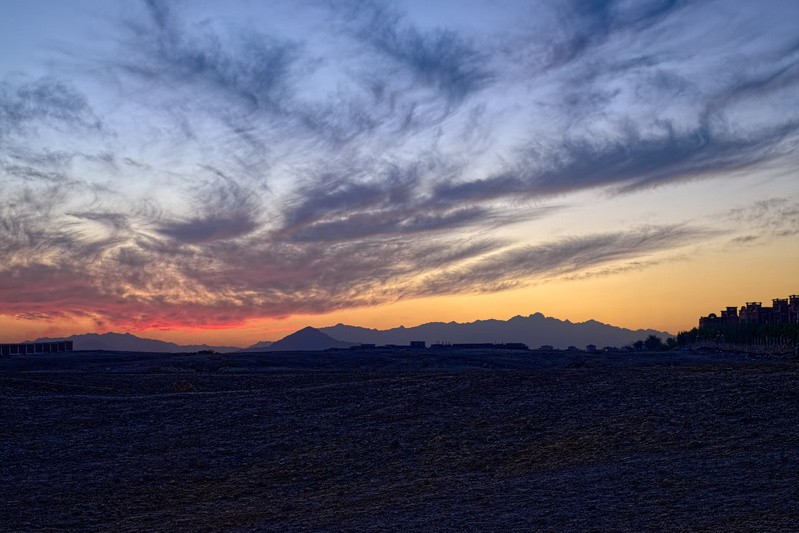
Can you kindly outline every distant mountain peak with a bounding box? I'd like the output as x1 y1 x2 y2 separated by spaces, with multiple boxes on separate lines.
30 331 241 353
240 340 273 352
289 326 324 337
265 327 354 352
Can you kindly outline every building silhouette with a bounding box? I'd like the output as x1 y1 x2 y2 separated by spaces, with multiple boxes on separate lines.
0 341 73 356
699 294 799 328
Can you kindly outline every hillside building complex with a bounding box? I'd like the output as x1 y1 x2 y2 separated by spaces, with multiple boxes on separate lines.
699 294 799 328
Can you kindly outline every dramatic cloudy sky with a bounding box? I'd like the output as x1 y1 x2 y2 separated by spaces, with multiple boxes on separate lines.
1 0 797 344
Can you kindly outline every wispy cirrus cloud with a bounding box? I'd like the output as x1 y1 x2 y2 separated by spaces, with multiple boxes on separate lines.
0 77 102 140
727 198 799 239
1 0 797 331
156 167 261 243
412 224 712 297
433 119 799 202
119 0 300 114
343 0 494 103
542 0 690 70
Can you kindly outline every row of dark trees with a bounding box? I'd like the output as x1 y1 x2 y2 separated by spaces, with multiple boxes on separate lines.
630 323 799 352
631 335 677 351
676 323 799 346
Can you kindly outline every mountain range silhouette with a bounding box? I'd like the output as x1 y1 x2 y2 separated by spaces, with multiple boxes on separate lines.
244 313 672 351
29 332 241 353
32 313 672 352
318 313 671 350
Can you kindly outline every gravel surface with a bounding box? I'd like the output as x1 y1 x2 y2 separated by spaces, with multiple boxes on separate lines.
1 349 798 531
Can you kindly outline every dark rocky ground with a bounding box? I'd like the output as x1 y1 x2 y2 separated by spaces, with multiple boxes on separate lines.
1 349 798 531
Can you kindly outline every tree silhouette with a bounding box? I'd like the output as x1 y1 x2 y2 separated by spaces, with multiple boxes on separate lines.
643 335 665 351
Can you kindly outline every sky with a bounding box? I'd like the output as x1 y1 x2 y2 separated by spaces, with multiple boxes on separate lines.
0 0 797 346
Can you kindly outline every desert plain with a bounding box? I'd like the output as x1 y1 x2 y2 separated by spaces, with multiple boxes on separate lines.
1 348 798 531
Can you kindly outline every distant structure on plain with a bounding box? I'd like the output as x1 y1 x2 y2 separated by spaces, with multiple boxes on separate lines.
0 341 73 356
699 294 799 328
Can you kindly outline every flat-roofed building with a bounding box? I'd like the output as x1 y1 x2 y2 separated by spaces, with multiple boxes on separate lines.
0 341 73 356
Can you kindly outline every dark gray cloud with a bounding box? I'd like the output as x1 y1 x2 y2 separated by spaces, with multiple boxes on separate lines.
0 77 101 139
120 0 299 113
544 0 688 69
283 206 489 243
344 0 494 103
728 235 759 246
273 155 560 243
156 168 262 243
158 214 258 244
282 165 419 230
434 117 798 203
415 224 712 297
560 256 685 282
727 198 799 239
1 162 69 184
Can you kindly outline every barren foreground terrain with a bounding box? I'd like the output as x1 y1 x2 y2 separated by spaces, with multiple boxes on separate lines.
1 349 798 531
